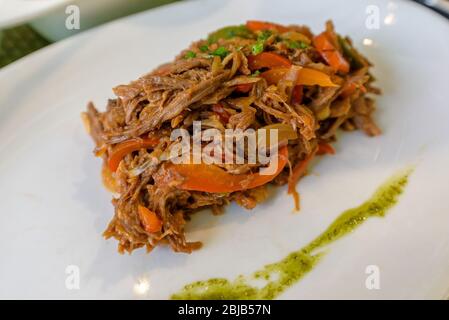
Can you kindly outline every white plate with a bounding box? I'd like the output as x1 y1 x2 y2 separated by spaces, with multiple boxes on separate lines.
0 0 68 29
0 0 448 299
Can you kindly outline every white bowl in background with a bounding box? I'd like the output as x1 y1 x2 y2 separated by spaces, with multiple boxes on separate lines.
0 0 69 29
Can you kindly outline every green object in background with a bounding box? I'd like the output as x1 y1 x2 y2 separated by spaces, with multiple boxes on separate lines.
0 25 50 68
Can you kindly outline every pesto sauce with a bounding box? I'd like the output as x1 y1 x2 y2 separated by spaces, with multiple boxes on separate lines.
171 169 412 300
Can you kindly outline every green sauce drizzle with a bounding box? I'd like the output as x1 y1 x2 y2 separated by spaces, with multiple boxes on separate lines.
171 169 412 300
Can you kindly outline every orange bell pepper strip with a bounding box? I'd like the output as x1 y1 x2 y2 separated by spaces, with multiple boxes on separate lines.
138 205 163 233
248 52 291 71
259 67 287 84
260 67 337 87
159 146 289 193
108 137 159 172
317 142 336 155
246 20 289 33
313 32 350 73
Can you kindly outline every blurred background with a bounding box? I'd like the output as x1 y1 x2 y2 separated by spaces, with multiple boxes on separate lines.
0 0 447 68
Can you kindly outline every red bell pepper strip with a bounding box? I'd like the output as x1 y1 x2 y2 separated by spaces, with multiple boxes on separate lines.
234 83 253 93
248 52 337 87
212 103 231 123
317 142 336 155
340 81 357 98
246 20 289 33
313 32 350 73
247 52 291 71
291 85 303 104
340 81 367 98
158 146 289 193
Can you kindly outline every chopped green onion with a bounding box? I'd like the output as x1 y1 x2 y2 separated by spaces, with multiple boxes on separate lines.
251 41 264 55
251 70 261 77
199 45 209 52
257 30 272 41
184 51 197 59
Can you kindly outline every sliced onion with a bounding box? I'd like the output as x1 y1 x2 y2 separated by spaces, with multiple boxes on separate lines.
257 123 298 150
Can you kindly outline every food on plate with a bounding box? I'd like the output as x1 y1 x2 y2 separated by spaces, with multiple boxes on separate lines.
83 20 380 254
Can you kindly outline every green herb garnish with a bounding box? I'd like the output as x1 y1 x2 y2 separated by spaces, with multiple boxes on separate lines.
207 25 253 44
199 45 209 52
251 30 272 55
299 41 309 49
251 70 261 77
286 40 309 49
184 51 196 59
211 46 229 59
286 40 300 49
